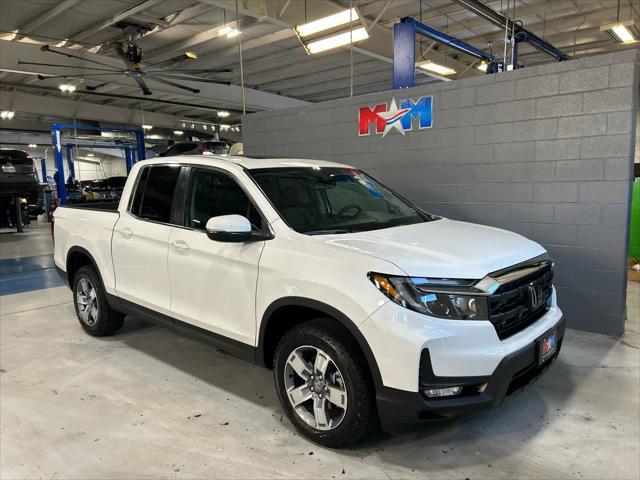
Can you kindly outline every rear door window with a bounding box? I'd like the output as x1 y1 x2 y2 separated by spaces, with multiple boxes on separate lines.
130 165 181 223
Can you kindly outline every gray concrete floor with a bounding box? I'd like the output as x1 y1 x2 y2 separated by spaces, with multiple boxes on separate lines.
1 223 639 479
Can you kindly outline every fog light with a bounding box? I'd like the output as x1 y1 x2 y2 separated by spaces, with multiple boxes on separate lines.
423 386 462 398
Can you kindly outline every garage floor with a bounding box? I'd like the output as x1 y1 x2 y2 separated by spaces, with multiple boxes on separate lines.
1 223 639 479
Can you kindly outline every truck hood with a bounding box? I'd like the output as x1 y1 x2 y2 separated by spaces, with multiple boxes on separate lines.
321 218 546 279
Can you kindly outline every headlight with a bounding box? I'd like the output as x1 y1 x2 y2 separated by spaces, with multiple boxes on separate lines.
368 272 488 320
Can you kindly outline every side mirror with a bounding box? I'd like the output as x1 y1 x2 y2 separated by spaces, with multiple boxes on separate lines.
206 214 252 242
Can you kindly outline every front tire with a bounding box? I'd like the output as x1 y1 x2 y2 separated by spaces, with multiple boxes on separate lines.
72 265 124 336
274 320 375 448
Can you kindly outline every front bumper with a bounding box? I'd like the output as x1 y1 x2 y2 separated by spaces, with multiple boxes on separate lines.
376 316 565 433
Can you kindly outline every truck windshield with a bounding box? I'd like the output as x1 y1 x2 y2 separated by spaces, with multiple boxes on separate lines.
249 167 435 234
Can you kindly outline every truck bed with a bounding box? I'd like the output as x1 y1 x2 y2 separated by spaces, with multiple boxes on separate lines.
60 202 120 212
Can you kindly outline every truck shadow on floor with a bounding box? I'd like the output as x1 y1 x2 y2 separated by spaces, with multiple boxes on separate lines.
101 314 584 469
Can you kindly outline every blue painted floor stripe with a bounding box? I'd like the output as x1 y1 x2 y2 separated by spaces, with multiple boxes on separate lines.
0 254 64 296
0 254 56 275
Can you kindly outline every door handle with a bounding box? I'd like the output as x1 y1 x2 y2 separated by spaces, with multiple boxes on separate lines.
172 240 189 251
120 227 133 238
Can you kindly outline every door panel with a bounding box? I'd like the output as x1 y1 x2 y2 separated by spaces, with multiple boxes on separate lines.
168 168 266 345
112 164 181 314
168 228 264 344
112 213 174 313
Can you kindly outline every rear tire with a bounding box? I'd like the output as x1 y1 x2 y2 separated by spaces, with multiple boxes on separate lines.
274 320 375 448
72 265 124 336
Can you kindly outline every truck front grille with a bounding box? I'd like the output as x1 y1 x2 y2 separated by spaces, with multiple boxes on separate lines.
488 263 553 340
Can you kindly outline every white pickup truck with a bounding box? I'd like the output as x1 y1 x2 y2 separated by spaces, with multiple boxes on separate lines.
54 155 564 447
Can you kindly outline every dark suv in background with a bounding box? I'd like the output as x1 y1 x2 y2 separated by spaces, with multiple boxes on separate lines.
0 149 39 197
159 141 230 157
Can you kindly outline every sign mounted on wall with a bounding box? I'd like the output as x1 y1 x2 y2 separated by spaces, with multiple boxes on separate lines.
358 96 432 137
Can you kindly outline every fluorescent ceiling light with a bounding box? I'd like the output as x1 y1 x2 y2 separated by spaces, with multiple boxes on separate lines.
418 61 456 76
217 110 230 118
296 8 359 38
1 111 15 119
142 125 153 130
612 24 635 42
219 25 240 38
28 144 37 148
185 51 198 59
59 83 76 93
87 153 95 157
601 20 639 43
173 130 184 135
307 27 369 54
477 61 488 72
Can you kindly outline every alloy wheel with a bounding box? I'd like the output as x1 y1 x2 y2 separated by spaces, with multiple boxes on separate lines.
76 278 99 327
283 345 348 431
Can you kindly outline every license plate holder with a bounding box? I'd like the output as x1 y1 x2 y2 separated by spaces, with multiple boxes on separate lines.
1 165 16 173
538 328 558 365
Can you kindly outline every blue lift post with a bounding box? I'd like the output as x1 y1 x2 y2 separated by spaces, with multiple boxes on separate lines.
51 123 145 205
40 158 47 183
393 17 494 89
124 147 133 173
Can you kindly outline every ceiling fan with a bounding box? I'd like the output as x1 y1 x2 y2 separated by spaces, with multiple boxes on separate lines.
18 24 231 95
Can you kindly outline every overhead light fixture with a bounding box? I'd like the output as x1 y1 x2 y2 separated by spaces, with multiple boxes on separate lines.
59 83 76 93
173 130 184 135
87 153 95 157
295 8 367 55
217 110 230 118
185 51 198 59
296 8 359 37
1 110 15 120
1 29 18 41
142 124 153 130
306 27 369 54
477 61 488 72
418 61 457 76
601 20 639 43
219 25 240 38
28 144 37 148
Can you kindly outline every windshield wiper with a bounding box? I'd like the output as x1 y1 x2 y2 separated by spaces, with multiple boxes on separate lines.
305 228 353 235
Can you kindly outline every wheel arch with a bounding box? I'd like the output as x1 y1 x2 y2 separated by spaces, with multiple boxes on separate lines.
66 246 103 289
257 297 383 390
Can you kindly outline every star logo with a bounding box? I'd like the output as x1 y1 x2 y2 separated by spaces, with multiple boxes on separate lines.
376 98 410 137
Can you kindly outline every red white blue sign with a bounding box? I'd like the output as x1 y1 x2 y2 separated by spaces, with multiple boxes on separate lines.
358 96 433 137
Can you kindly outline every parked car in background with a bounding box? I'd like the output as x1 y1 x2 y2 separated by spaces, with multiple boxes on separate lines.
54 156 564 447
159 141 230 157
0 149 39 197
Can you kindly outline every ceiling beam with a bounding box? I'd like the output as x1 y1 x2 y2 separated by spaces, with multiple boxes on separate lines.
14 0 84 41
68 0 165 43
0 90 183 128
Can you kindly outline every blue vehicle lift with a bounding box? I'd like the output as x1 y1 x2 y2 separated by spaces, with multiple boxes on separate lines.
393 17 494 89
51 124 145 205
393 10 569 89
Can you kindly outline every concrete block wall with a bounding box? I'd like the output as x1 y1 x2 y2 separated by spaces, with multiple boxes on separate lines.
244 49 639 336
